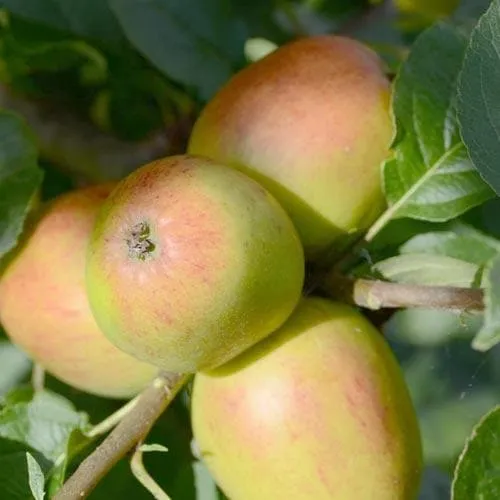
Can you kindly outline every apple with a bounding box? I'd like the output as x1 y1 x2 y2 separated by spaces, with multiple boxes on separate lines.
188 35 394 260
191 297 423 499
0 184 158 399
85 155 305 374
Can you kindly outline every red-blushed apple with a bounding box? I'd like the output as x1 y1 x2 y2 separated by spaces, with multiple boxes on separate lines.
85 155 305 374
0 184 158 399
188 35 394 260
191 297 423 500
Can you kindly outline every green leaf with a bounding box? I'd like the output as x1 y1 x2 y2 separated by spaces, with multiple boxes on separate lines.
139 443 168 454
0 389 89 463
1 386 35 407
26 452 45 500
471 253 500 351
0 438 50 500
400 223 500 265
457 0 500 196
452 405 500 499
0 343 31 397
244 38 277 63
108 0 246 99
1 0 125 48
373 254 479 286
378 22 494 235
0 110 43 260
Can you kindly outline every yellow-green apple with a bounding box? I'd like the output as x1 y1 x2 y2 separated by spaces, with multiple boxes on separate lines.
188 35 394 260
191 297 422 500
0 184 158 398
85 155 305 374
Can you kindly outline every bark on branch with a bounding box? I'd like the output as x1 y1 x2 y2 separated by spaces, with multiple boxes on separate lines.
53 372 189 500
323 276 485 311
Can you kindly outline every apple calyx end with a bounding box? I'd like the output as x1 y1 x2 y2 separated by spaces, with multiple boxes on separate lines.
126 221 156 261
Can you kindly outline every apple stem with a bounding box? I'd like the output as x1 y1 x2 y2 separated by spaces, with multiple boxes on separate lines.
31 363 45 392
53 371 190 500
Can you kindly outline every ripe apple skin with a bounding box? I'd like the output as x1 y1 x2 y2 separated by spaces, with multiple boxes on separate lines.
0 185 158 399
86 155 305 374
191 297 423 500
188 35 394 260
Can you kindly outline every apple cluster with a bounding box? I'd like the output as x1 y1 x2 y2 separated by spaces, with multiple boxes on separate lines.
0 36 423 498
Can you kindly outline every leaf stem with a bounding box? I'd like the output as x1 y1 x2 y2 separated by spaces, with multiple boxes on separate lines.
53 371 190 500
130 443 171 500
85 394 141 439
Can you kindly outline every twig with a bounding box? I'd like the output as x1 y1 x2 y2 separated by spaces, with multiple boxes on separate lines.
53 371 190 500
324 276 485 311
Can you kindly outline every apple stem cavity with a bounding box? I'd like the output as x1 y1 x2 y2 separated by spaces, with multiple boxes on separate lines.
127 221 156 261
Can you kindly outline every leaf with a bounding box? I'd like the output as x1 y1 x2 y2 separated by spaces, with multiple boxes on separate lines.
0 438 50 500
400 223 500 265
244 38 277 63
471 253 500 351
373 254 479 286
457 0 500 196
139 443 168 453
0 342 31 397
0 389 89 462
376 22 494 237
45 425 92 498
26 452 45 500
1 0 125 48
108 0 246 99
0 110 43 260
452 405 500 499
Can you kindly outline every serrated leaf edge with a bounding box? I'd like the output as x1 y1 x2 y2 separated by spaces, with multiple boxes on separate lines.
451 404 500 499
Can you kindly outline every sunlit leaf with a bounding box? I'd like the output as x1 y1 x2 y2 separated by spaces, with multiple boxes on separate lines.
373 254 479 287
452 405 500 499
371 22 494 240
